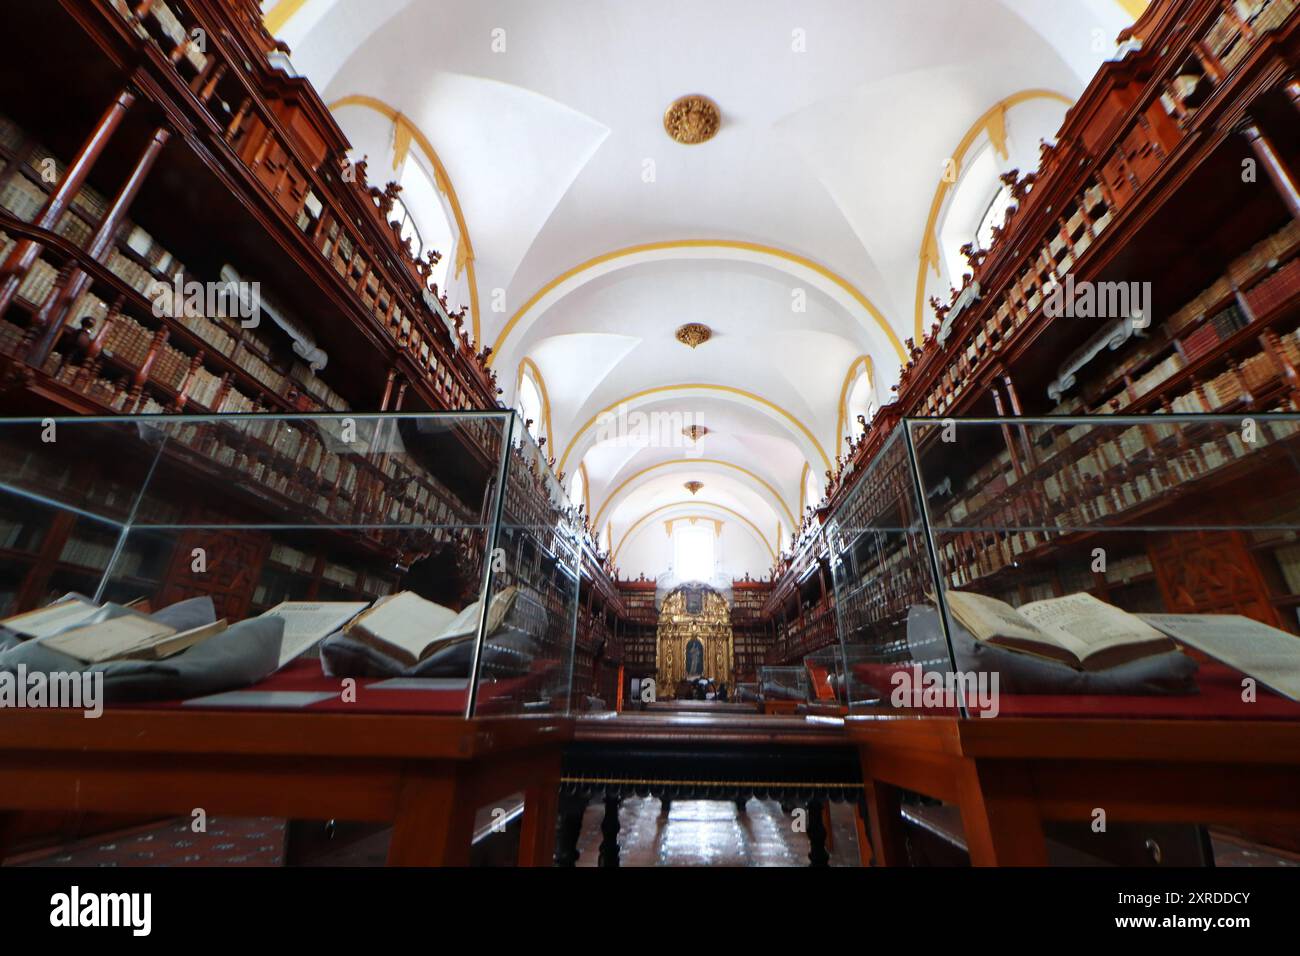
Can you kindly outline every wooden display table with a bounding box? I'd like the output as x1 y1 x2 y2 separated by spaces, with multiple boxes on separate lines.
0 707 571 866
848 715 1300 866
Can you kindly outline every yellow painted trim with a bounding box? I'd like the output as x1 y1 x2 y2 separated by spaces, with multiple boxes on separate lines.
834 355 873 451
591 458 797 531
912 90 1073 340
328 95 481 345
488 239 905 367
665 516 724 539
798 462 812 514
558 384 830 475
515 357 554 448
264 0 309 34
1116 0 1150 18
613 501 775 563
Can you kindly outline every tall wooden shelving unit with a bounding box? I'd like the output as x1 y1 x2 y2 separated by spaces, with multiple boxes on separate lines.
765 0 1300 663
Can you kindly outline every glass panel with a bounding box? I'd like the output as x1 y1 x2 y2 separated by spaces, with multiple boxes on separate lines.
0 413 579 719
825 428 961 716
0 418 162 616
470 417 580 717
907 414 1300 721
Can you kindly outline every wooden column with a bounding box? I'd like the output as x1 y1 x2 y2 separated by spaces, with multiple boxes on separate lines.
1285 78 1300 115
378 368 397 411
988 382 1025 480
1240 120 1300 221
0 88 136 317
28 126 172 367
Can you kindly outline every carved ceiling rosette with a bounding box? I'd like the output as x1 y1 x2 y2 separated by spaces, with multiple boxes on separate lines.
663 95 721 145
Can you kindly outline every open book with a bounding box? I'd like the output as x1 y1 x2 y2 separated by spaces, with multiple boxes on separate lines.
40 615 228 664
258 600 371 667
345 587 518 667
943 590 1174 671
1141 613 1300 702
1 595 101 639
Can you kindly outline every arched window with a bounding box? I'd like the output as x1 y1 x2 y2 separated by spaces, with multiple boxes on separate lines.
939 142 1010 283
843 360 877 440
392 154 454 293
801 465 821 514
569 465 587 516
516 371 545 446
673 523 716 582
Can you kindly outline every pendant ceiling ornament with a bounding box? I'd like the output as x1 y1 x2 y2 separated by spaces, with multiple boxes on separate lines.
664 95 721 145
675 322 711 348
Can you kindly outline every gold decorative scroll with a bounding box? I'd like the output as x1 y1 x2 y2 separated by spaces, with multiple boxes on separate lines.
655 586 734 697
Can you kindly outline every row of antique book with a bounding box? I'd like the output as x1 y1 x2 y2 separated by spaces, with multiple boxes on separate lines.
938 420 1300 590
918 4 1296 421
0 111 351 416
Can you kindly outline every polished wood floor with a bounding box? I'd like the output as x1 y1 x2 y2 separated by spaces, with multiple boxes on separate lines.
573 797 864 867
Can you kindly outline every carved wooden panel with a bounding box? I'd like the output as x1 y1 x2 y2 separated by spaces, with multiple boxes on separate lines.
157 529 271 621
1148 530 1281 627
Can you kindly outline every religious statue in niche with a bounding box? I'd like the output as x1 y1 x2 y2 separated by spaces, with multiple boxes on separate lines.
685 637 704 677
654 585 734 697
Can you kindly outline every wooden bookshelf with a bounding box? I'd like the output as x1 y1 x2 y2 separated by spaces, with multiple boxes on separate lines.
0 0 624 673
758 0 1300 657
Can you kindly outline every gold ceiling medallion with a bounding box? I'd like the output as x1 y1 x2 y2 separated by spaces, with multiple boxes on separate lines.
675 323 711 348
683 425 709 442
664 95 721 145
684 480 704 495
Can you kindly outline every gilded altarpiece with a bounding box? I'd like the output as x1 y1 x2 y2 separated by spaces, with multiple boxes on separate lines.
655 586 734 696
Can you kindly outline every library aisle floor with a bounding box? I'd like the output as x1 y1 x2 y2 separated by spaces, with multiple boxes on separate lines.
572 798 863 867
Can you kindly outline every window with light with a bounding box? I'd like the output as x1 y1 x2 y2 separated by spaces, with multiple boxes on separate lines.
674 524 715 582
392 155 454 293
517 373 544 444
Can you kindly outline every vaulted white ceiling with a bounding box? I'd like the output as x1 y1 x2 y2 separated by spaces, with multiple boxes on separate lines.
266 0 1145 578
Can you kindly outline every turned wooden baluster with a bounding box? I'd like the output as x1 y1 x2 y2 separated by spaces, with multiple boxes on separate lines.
225 97 252 143
73 296 120 391
0 89 136 318
14 259 76 366
195 61 228 102
174 350 205 411
128 327 168 413
211 372 232 413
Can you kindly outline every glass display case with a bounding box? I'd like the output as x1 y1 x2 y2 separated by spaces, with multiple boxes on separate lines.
828 414 1300 720
0 412 580 718
757 665 808 703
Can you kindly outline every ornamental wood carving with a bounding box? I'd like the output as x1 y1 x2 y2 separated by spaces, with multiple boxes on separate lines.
655 585 734 696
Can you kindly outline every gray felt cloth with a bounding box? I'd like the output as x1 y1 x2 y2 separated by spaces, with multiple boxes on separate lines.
905 604 1198 695
0 595 284 703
